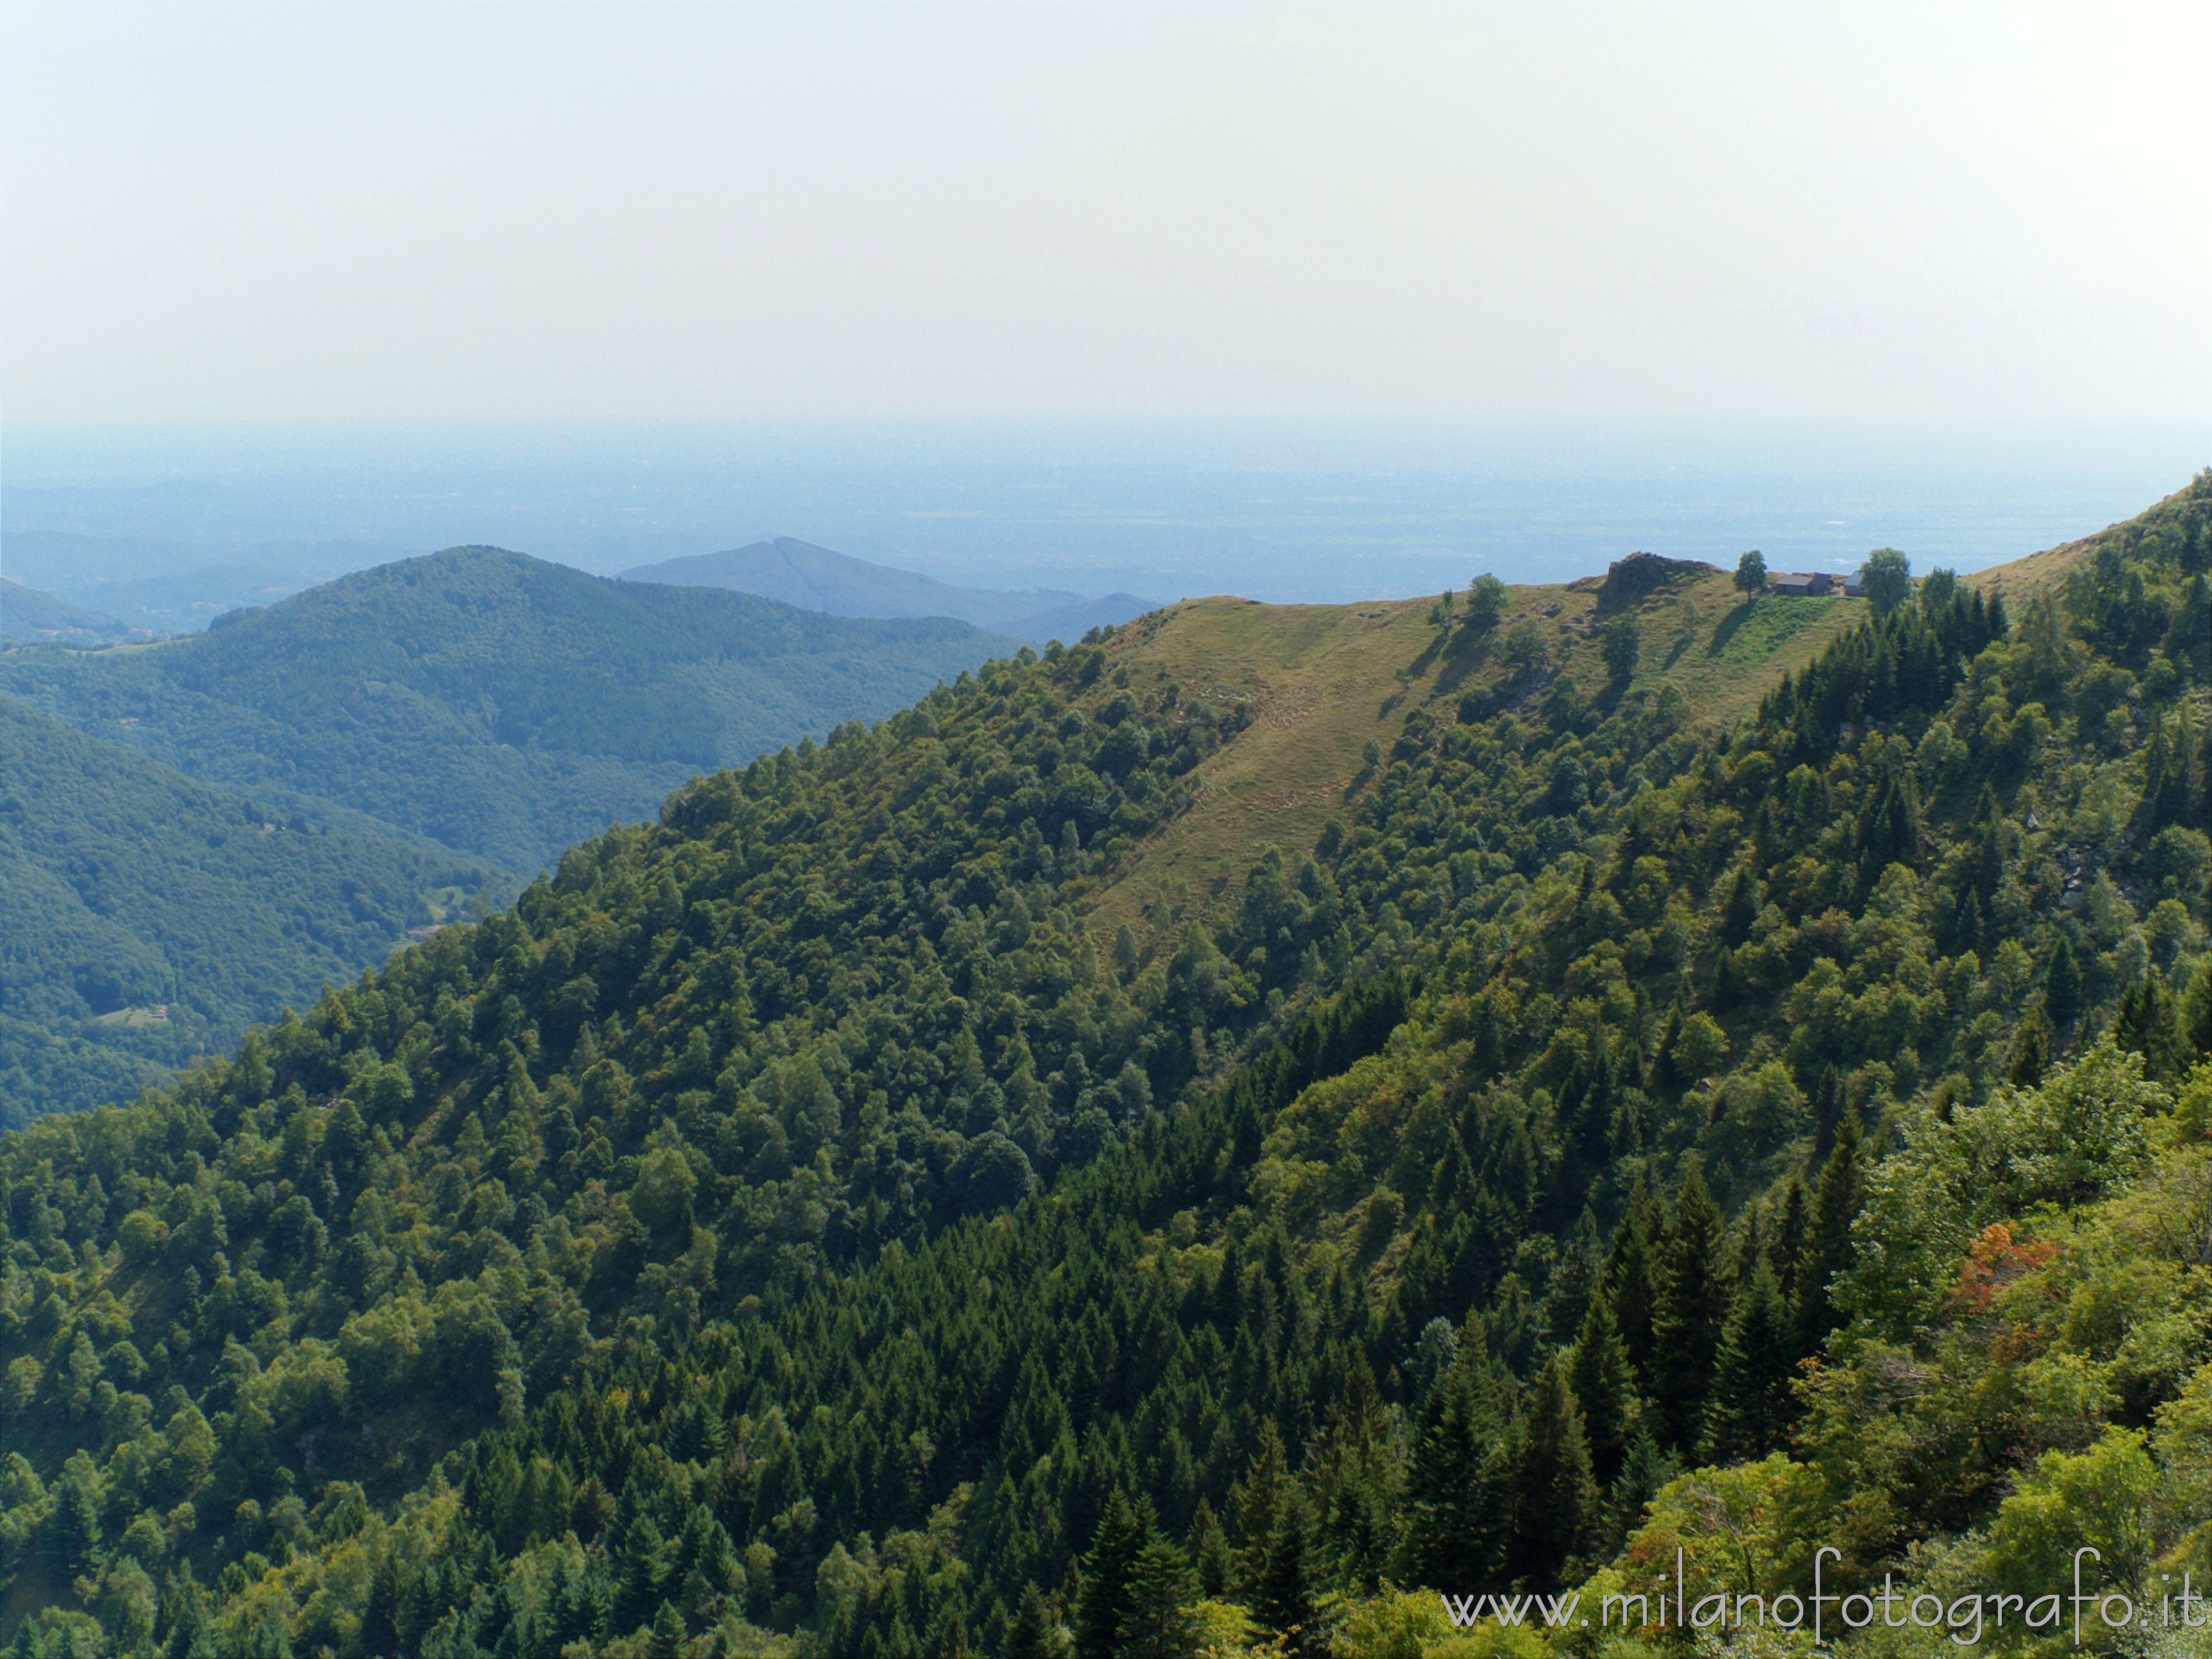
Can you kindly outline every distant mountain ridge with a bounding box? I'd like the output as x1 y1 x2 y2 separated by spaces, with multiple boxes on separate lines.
1 545 1026 874
621 534 1151 641
2 529 406 632
0 577 149 645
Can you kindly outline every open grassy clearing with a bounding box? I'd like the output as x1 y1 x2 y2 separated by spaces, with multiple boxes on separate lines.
1081 563 1870 955
1075 478 2167 960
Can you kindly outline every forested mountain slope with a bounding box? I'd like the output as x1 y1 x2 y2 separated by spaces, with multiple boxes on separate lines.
0 548 1024 874
620 538 1149 644
0 584 144 648
0 699 499 1130
0 534 404 637
1 477 2209 1657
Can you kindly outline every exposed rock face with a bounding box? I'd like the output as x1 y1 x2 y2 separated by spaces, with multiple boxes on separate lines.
1597 551 1719 612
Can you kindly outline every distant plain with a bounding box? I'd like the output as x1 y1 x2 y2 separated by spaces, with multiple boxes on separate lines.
6 418 2206 617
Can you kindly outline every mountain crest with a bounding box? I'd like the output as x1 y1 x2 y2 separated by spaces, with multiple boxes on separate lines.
623 534 1150 640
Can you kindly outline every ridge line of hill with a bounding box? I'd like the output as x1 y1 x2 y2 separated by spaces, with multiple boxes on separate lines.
619 535 1152 643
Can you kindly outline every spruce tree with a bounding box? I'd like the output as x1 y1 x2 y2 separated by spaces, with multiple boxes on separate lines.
2045 935 2084 1031
1071 1491 1146 1659
1813 1063 1846 1155
1314 1352 1396 1595
1703 1260 1798 1461
242 1610 293 1658
1963 782 2004 886
1647 1002 1686 1094
1565 1285 1638 1485
2196 707 2212 821
326 1094 369 1182
1648 1166 1726 1449
1720 867 1759 946
1410 1316 1460 1403
1606 1184 1660 1380
1727 1203 1766 1288
1507 1358 1597 1590
1232 1421 1291 1594
2137 717 2193 836
647 1602 686 1659
1404 1332 1512 1594
358 1553 403 1658
2116 969 2183 1081
1956 890 1987 954
1793 1113 1864 1357
1118 1537 1199 1659
609 1511 670 1637
2184 961 2212 1061
545 1558 591 1655
46 1473 100 1581
397 1558 440 1654
1186 1498 1233 1598
1600 1428 1679 1556
1542 1208 1605 1351
1252 1488 1321 1656
1006 1583 1066 1659
1767 1176 1808 1307
162 1575 219 1659
1471 995 1504 1078
931 1604 973 1659
2007 1006 2053 1087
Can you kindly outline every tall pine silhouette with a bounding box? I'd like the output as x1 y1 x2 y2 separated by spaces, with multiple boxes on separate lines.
1404 1314 1514 1593
1072 1491 1147 1659
1793 1113 1864 1357
1566 1284 1639 1485
1508 1358 1597 1590
1649 1166 1726 1449
1704 1260 1798 1460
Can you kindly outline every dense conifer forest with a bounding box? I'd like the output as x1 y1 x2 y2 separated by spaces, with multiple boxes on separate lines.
1 476 2209 1656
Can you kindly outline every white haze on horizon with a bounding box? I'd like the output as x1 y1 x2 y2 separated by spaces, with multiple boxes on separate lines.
2 1 2207 429
5 416 2205 608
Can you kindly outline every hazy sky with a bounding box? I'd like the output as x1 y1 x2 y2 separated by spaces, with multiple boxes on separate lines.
3 2 2206 426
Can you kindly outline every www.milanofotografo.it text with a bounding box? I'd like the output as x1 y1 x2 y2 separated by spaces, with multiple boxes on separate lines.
1443 1548 2211 1647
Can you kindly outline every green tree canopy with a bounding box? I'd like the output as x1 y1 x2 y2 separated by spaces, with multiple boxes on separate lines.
1601 615 1641 682
1859 545 1913 615
1465 572 1509 627
1735 549 1767 598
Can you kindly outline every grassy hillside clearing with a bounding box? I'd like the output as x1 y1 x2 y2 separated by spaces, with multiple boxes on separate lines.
1086 564 1867 955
